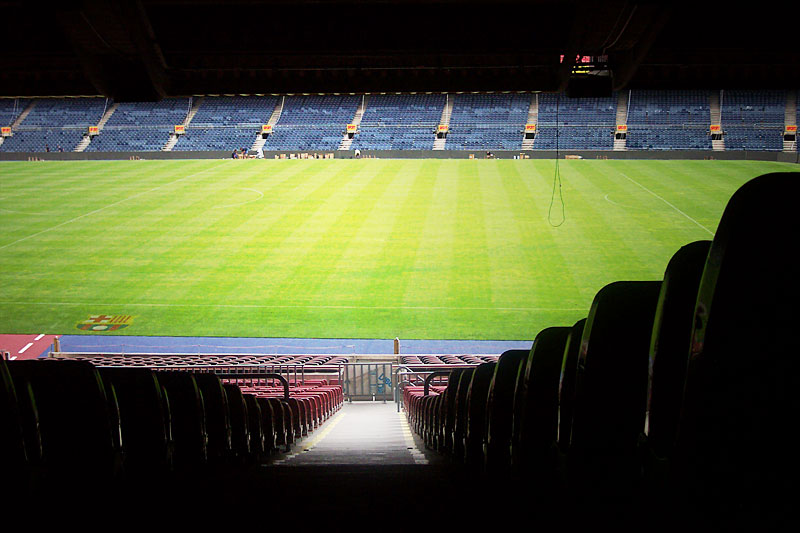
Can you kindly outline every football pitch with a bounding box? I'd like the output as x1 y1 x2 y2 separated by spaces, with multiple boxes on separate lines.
0 158 795 340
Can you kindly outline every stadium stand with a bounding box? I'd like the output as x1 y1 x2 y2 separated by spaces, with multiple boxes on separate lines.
626 90 712 150
1 91 798 153
534 93 617 150
445 93 530 150
84 98 190 152
352 94 445 150
0 98 108 152
0 99 29 126
721 90 785 151
263 95 359 151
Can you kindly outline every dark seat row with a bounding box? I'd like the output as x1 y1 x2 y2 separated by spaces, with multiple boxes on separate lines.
404 172 799 527
0 358 343 502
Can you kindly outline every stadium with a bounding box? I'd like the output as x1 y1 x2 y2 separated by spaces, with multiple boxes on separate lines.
1 0 798 527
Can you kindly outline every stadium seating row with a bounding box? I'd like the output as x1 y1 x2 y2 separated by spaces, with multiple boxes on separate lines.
0 357 343 504
1 91 794 152
403 172 798 527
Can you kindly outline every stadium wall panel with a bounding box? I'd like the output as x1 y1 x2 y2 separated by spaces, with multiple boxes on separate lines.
0 150 797 163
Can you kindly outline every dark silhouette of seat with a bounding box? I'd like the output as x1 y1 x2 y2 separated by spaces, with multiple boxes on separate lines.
464 362 497 469
674 173 800 526
451 367 476 462
567 281 661 500
440 368 465 455
639 241 710 497
223 384 251 464
256 397 277 455
484 349 529 474
1 356 30 499
193 372 232 465
8 360 123 493
556 318 586 472
155 371 208 470
510 327 571 479
243 394 265 463
99 368 173 476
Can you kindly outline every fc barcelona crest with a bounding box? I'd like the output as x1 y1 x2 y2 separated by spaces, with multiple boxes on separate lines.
77 314 134 332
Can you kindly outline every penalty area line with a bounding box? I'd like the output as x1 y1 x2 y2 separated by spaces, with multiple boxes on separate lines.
619 172 714 236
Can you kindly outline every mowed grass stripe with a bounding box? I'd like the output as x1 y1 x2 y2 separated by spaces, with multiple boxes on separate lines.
500 161 583 312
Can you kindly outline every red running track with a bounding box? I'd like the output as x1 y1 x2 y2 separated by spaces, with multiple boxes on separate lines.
0 334 59 360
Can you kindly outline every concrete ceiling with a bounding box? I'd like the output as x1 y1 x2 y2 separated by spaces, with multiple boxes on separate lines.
1 0 798 99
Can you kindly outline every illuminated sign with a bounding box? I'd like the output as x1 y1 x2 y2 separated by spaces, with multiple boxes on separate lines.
710 125 721 133
346 124 358 133
174 125 185 134
787 125 797 133
1 127 11 136
262 124 273 134
524 124 537 132
88 126 99 136
616 125 628 132
437 124 449 133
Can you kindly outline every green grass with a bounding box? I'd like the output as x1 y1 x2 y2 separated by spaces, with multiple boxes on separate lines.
0 158 796 340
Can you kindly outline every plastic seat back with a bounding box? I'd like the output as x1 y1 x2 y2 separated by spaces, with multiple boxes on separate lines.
464 362 497 468
568 281 661 492
676 173 800 522
512 327 571 475
484 349 529 473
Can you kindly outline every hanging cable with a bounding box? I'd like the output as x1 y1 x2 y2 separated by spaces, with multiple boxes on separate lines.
548 92 566 227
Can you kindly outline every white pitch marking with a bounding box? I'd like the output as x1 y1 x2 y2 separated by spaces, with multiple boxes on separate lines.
619 172 714 236
212 188 264 209
604 193 647 211
0 162 229 252
0 300 587 312
34 334 44 341
18 342 33 354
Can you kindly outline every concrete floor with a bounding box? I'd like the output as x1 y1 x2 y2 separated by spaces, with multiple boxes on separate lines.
271 401 438 466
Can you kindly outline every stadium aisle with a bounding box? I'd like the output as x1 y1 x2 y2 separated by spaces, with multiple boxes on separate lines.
271 401 435 466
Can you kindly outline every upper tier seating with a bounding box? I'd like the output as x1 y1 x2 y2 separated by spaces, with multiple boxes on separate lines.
353 94 445 150
533 93 617 150
0 99 29 127
626 90 712 150
446 93 530 151
105 99 190 127
19 98 108 128
190 96 278 127
721 90 785 151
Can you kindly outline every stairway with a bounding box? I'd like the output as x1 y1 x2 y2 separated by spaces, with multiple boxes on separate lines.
163 97 203 151
710 90 725 151
432 94 454 150
11 99 36 128
784 90 797 152
252 96 285 152
338 95 369 151
77 100 118 152
184 96 204 126
614 91 629 151
521 94 538 150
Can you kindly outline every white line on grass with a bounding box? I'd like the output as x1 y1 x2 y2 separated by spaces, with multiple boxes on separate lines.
211 187 264 209
0 162 229 251
0 301 586 312
619 172 714 236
